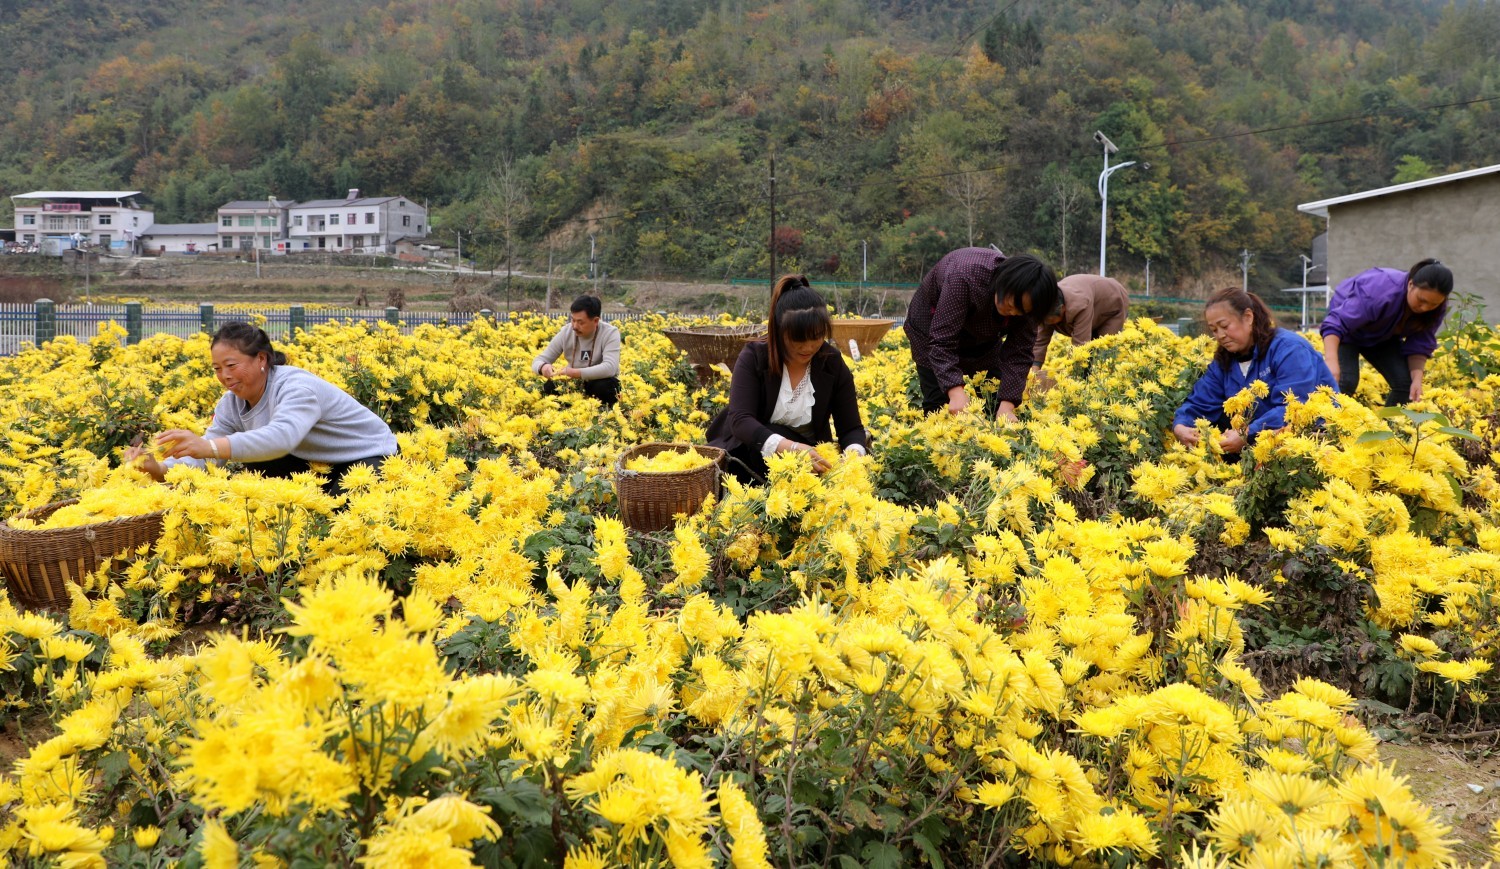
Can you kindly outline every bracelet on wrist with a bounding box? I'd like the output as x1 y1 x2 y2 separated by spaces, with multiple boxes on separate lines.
208 439 220 460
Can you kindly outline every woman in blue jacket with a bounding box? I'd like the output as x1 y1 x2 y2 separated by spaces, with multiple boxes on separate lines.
1320 259 1454 405
1172 288 1337 454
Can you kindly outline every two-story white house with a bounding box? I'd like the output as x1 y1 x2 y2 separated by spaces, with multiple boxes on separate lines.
285 190 428 253
11 191 155 253
216 198 293 253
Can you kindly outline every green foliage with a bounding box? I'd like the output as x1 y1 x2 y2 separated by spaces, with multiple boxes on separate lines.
0 0 1490 290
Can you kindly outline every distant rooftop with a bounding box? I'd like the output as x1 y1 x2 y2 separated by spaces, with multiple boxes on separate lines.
142 223 218 235
1298 163 1500 218
12 190 143 200
293 197 405 208
221 199 296 210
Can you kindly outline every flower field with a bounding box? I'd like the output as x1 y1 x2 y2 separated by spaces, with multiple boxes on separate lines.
2 312 1500 867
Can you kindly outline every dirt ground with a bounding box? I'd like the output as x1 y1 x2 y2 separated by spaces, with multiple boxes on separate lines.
1380 739 1500 859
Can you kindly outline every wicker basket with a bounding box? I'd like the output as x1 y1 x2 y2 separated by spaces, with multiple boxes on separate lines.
829 318 895 358
0 500 165 610
615 443 726 534
663 324 767 370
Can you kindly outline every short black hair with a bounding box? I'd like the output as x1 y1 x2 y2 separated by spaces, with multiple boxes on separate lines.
570 295 602 318
991 254 1060 324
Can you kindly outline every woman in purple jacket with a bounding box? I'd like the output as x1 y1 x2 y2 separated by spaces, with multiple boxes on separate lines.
1319 259 1454 405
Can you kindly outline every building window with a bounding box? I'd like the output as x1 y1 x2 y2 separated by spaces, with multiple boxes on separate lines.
365 212 374 224
329 214 340 226
263 236 272 249
22 234 33 243
98 214 113 226
402 215 411 227
221 216 232 227
294 215 303 226
238 216 254 227
347 213 356 225
222 236 234 248
98 233 111 245
22 214 34 225
417 224 423 233
261 215 277 227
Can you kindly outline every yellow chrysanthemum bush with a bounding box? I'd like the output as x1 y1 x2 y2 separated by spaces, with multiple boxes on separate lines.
4 310 1499 866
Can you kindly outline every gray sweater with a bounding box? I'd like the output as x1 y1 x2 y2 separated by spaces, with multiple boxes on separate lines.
530 319 622 380
170 365 397 468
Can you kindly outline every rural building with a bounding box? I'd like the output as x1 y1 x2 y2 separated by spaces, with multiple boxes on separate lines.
1298 164 1500 318
139 223 220 254
10 191 155 253
285 190 428 253
216 198 293 253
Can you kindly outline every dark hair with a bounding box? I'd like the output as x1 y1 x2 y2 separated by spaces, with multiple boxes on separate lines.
1407 258 1453 295
991 254 1061 325
570 294 602 318
765 274 831 375
1398 258 1453 335
1205 287 1276 368
211 322 287 366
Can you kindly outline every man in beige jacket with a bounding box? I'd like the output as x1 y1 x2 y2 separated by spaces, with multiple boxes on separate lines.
1031 273 1131 368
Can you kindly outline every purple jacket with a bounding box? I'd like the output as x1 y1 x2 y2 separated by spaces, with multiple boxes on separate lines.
1320 267 1447 358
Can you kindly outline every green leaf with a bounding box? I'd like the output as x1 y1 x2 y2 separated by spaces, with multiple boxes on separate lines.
1355 430 1398 444
1435 426 1482 441
912 831 946 868
846 800 886 830
1376 406 1408 418
862 841 904 869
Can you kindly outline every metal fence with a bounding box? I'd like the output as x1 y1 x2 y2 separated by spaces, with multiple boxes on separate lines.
0 302 655 356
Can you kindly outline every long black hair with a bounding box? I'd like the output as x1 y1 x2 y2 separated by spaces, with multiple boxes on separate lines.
1397 258 1454 336
211 322 288 366
765 274 831 375
1206 287 1277 369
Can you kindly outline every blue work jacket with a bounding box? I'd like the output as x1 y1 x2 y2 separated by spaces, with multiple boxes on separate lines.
1172 329 1337 440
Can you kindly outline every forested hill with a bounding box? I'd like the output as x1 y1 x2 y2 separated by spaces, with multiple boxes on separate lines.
3 0 1496 291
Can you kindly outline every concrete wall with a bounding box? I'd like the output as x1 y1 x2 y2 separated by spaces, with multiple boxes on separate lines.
1326 173 1500 321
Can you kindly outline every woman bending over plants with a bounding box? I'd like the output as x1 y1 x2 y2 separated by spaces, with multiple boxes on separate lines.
126 322 397 493
1172 288 1337 455
1320 258 1454 405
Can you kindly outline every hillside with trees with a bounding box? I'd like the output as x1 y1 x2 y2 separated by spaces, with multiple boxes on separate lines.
2 0 1497 294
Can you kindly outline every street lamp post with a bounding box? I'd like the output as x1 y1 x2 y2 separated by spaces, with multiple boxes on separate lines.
1094 131 1137 277
1298 253 1314 330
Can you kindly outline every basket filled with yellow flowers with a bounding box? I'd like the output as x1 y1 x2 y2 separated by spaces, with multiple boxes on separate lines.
614 442 725 533
0 492 167 611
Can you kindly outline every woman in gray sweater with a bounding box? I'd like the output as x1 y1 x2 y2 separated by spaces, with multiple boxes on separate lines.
130 323 397 492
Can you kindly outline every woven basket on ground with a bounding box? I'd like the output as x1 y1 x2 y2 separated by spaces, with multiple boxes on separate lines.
663 324 767 370
0 500 165 610
615 443 726 534
829 318 895 358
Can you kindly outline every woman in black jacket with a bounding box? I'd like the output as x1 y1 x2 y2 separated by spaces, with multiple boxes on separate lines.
706 275 871 483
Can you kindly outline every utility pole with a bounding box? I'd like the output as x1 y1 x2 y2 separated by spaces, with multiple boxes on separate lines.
456 231 462 270
546 241 555 314
860 239 868 316
1145 257 1152 298
1094 131 1137 277
1240 249 1253 292
768 152 778 291
1299 253 1314 330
